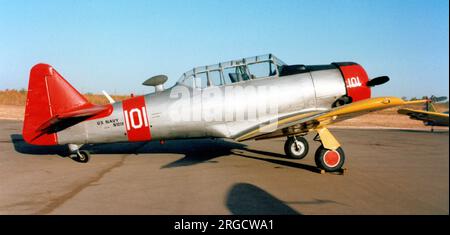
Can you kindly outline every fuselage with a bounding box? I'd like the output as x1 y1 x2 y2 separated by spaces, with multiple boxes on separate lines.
55 63 368 145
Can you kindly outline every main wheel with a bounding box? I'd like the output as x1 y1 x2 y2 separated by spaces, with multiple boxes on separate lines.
314 146 345 172
73 150 90 163
284 136 309 159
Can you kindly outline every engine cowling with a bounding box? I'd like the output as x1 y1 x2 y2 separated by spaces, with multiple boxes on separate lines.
333 62 371 103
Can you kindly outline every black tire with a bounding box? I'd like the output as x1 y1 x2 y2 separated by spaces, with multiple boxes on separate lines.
284 136 309 159
73 150 90 163
314 145 345 172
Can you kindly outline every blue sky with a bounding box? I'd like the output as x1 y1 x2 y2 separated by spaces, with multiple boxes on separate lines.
0 0 448 98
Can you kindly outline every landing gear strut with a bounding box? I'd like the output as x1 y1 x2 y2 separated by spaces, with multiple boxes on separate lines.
68 144 90 163
313 127 346 172
284 136 309 159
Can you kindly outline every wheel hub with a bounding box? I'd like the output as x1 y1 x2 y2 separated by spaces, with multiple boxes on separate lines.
323 150 340 167
291 141 305 156
77 152 86 161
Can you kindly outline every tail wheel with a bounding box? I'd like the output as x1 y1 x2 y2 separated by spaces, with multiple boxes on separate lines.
72 150 90 163
284 136 309 159
314 145 345 172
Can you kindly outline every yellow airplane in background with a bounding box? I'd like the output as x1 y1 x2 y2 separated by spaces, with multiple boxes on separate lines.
398 96 449 132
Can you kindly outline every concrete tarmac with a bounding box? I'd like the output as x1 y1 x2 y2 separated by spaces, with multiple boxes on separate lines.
0 120 448 214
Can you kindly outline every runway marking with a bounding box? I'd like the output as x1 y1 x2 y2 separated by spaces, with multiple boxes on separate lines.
34 155 127 215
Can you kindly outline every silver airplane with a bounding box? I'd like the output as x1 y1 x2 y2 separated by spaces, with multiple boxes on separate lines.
22 54 419 172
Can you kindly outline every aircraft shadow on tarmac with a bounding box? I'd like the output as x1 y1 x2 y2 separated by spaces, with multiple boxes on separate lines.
10 134 246 168
226 183 301 215
10 134 319 172
231 149 321 173
226 183 345 215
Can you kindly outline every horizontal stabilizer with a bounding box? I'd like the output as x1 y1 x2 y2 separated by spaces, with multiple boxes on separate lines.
37 105 111 133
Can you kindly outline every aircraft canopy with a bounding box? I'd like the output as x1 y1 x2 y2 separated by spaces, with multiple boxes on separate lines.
177 54 287 88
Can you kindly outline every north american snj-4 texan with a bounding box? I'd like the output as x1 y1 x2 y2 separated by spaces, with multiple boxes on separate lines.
23 54 423 172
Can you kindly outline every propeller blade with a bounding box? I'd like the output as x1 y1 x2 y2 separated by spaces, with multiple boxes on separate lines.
366 76 390 87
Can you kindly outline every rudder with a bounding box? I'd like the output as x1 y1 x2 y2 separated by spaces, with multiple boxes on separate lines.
23 64 92 145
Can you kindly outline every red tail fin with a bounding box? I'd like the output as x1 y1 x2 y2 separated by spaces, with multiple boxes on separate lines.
23 64 93 145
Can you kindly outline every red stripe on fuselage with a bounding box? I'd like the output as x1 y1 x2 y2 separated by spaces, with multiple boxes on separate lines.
339 64 371 102
122 96 152 142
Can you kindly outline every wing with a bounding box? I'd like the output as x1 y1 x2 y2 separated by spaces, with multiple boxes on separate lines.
235 97 423 142
398 108 449 125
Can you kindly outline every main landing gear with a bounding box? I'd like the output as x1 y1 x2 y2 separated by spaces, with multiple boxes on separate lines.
284 136 309 159
314 145 345 172
68 144 90 163
283 127 346 172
